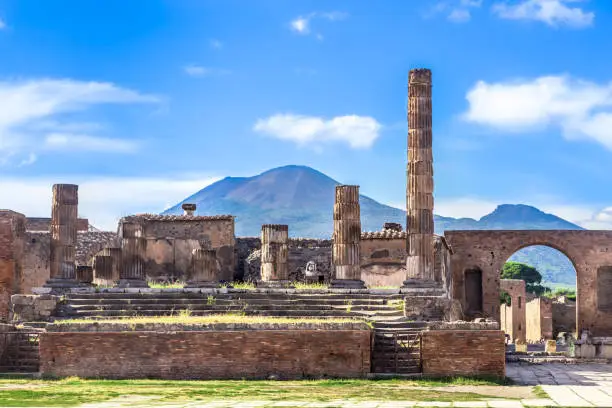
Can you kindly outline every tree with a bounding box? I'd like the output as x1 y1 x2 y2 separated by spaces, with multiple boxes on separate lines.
501 261 551 296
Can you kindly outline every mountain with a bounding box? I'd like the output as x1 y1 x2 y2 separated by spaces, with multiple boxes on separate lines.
163 165 584 286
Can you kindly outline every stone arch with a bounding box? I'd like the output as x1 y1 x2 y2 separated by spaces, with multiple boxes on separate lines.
444 230 612 336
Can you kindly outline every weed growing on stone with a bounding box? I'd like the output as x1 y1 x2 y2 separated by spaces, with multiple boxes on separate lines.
147 281 185 289
206 295 216 305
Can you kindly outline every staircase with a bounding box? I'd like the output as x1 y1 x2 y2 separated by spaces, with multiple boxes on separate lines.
55 292 406 320
0 328 43 373
371 320 427 375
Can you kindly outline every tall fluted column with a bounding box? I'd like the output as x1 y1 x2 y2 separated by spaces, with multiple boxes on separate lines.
259 224 292 288
331 185 365 289
93 255 114 286
117 221 148 288
45 184 84 289
404 68 436 287
186 248 222 288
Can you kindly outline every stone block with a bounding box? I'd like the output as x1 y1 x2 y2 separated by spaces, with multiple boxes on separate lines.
575 343 596 358
545 340 556 353
515 342 527 353
11 294 60 322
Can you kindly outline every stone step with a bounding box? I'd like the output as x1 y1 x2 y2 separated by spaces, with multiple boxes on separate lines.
65 293 404 301
65 303 399 312
372 321 428 329
58 309 386 318
64 297 395 306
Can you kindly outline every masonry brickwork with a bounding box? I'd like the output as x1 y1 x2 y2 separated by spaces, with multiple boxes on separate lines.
526 296 553 342
500 279 526 343
421 330 505 377
444 230 612 336
39 329 371 379
0 211 25 321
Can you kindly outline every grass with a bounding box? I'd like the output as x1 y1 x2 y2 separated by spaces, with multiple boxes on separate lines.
0 377 518 407
147 281 185 289
533 385 550 399
51 314 363 326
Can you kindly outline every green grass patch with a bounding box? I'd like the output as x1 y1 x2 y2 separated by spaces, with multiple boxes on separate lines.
147 281 185 289
0 378 518 407
52 314 362 326
533 385 550 399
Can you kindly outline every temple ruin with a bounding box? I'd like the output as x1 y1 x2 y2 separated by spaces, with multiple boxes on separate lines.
0 68 609 379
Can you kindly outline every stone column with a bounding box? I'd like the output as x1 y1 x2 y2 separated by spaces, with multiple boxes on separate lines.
45 184 84 289
331 185 365 289
118 221 148 288
404 68 436 287
93 255 114 286
259 224 292 288
186 248 221 287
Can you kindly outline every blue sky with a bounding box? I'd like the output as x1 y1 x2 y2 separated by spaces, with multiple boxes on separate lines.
1 0 612 230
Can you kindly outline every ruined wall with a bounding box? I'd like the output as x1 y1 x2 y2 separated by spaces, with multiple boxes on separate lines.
26 218 89 232
421 330 505 378
500 304 512 341
526 297 553 342
444 230 612 336
553 299 577 337
239 238 332 282
500 279 526 343
0 211 25 321
40 329 371 379
119 216 235 282
360 235 405 287
22 232 51 294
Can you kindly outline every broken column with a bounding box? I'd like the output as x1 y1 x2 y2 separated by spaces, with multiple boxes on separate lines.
331 185 365 289
186 248 221 287
259 224 292 287
118 221 148 288
404 68 436 287
45 184 84 290
93 255 115 286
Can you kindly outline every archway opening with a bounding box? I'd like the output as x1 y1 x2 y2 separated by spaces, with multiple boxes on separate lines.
464 267 483 315
502 245 577 347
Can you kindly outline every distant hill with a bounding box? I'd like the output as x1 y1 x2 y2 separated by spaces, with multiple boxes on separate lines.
163 165 584 286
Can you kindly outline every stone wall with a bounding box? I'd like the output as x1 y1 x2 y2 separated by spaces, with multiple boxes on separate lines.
360 236 405 287
421 330 505 377
39 328 371 379
444 230 612 336
526 297 553 342
553 299 577 337
10 294 60 322
26 218 89 232
120 216 235 282
500 279 526 343
239 237 332 282
0 211 25 321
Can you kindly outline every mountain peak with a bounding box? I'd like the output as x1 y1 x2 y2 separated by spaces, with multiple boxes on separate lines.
479 204 583 230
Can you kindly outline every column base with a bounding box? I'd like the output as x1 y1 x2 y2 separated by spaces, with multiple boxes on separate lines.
401 278 441 288
116 279 149 288
256 280 294 289
185 281 223 288
43 279 92 294
330 279 366 289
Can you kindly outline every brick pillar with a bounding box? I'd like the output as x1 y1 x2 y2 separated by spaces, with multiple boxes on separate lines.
186 248 221 288
331 185 365 289
0 219 14 321
101 248 122 283
45 184 86 290
404 68 436 287
76 265 93 284
93 255 114 286
259 224 292 288
117 222 148 288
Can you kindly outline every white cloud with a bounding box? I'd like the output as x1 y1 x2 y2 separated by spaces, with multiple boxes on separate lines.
462 74 612 149
435 197 499 219
43 133 138 153
0 78 157 164
429 0 482 22
0 175 220 231
183 64 231 77
289 11 347 37
210 39 223 49
18 153 37 167
253 114 382 149
492 0 594 28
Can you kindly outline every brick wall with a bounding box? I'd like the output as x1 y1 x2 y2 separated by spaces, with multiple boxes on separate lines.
526 297 553 342
421 330 505 377
40 329 371 379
